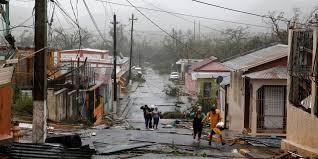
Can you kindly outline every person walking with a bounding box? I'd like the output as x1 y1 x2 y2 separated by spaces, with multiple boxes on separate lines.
148 105 155 130
202 106 225 146
152 107 161 130
140 105 150 129
190 106 205 142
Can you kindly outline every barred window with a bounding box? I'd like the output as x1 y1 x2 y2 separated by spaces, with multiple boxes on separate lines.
288 30 313 113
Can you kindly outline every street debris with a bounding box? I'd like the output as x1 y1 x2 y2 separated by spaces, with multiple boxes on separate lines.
236 135 282 148
96 143 155 155
1 142 95 158
45 134 82 148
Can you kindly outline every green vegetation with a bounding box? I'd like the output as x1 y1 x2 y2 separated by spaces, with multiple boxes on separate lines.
13 94 33 115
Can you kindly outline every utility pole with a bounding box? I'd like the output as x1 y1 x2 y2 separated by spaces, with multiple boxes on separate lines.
193 20 196 41
198 21 201 41
128 14 137 84
112 14 119 116
33 0 47 143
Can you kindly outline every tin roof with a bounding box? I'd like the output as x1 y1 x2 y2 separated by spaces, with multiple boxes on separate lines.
197 62 230 72
191 56 218 71
222 44 288 70
61 48 109 53
243 66 287 80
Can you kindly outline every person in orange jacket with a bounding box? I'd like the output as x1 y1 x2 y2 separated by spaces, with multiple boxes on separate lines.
202 106 225 146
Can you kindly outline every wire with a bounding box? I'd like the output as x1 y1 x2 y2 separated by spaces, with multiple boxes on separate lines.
82 0 111 45
140 0 223 33
70 0 82 57
96 0 271 29
192 0 298 25
124 0 205 60
54 0 78 27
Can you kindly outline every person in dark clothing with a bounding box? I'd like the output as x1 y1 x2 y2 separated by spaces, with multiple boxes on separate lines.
147 106 154 129
152 107 161 130
190 106 205 142
140 105 149 128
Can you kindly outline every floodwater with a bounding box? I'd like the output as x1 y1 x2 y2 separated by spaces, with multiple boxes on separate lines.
123 68 179 120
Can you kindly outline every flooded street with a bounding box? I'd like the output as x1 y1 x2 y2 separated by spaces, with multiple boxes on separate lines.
122 68 180 120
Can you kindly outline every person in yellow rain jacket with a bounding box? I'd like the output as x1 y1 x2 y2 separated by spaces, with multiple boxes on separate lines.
202 106 225 146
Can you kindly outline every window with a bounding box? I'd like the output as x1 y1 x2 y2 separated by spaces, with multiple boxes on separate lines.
203 82 211 97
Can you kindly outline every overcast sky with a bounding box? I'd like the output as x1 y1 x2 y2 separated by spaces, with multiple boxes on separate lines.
8 0 318 41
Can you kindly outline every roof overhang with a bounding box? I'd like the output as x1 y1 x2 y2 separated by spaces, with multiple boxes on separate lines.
191 71 230 80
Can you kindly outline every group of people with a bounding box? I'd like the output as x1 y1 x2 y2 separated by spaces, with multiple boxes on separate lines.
140 105 161 130
140 104 225 145
190 106 225 145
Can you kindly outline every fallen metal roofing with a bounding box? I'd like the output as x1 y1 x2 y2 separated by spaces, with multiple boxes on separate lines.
222 44 288 70
1 142 95 159
243 66 287 80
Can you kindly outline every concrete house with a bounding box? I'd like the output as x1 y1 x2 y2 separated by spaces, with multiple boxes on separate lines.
185 56 230 112
222 44 289 135
281 27 318 158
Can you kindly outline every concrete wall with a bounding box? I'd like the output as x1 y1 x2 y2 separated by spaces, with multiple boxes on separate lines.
281 28 318 158
48 88 68 122
281 105 318 157
67 90 78 120
227 71 245 132
249 79 287 135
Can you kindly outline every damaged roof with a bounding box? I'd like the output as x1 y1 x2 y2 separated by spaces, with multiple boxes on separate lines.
222 44 288 70
243 66 287 80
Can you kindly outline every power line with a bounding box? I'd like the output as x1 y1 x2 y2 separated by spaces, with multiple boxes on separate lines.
192 0 294 24
140 0 222 33
82 0 111 44
124 0 204 59
96 0 271 29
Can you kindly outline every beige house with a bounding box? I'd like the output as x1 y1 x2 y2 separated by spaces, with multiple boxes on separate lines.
221 44 289 135
281 27 318 158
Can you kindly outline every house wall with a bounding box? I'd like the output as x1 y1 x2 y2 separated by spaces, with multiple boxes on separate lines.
197 78 217 112
281 28 318 158
281 105 318 157
0 84 12 142
219 86 226 123
249 79 287 135
185 73 197 99
227 71 245 132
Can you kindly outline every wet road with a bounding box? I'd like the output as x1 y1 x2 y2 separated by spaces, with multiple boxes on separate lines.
123 68 179 120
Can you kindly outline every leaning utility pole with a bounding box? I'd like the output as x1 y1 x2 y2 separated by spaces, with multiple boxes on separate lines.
33 0 47 143
128 14 137 84
112 14 119 116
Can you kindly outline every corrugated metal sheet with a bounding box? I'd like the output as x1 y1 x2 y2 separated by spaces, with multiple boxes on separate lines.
2 143 95 159
243 66 287 79
194 60 230 72
222 44 288 70
0 66 14 85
